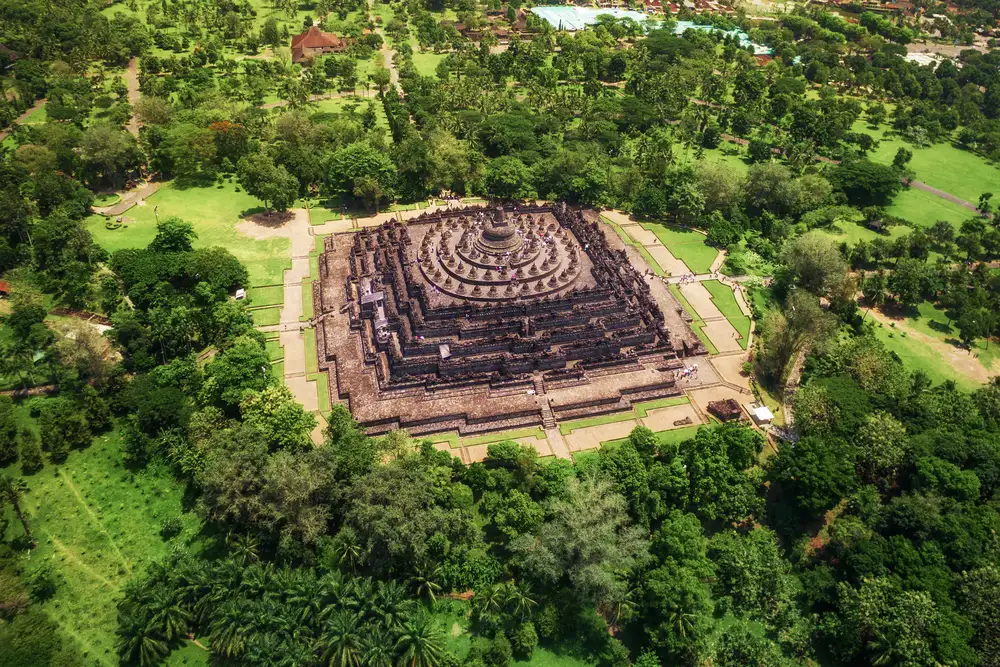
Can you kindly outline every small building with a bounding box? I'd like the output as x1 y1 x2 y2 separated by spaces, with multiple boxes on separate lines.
290 26 350 64
750 405 774 425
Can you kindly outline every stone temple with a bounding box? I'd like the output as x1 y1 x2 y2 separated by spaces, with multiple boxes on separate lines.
313 204 707 436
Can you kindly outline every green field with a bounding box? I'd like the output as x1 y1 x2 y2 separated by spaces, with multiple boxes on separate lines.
1 418 202 664
639 223 718 273
249 285 283 307
412 51 447 77
886 300 998 372
871 323 979 391
886 187 975 230
701 280 751 349
853 120 1000 207
667 284 720 355
85 181 291 286
250 305 282 327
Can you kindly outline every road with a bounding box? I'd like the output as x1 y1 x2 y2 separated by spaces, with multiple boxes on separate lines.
368 0 401 92
125 57 141 137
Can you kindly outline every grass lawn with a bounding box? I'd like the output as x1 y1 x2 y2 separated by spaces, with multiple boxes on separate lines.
92 193 121 207
891 301 999 371
1 421 203 665
20 104 48 125
265 339 284 362
559 411 637 436
639 223 717 273
249 285 283 307
304 328 318 374
600 217 664 276
701 280 752 349
633 395 690 417
461 427 548 447
308 371 331 414
250 306 281 327
816 218 912 247
853 120 1000 206
85 181 291 286
412 51 447 77
871 323 979 391
887 187 976 230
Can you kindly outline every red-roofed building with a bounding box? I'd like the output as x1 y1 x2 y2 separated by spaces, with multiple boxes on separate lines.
290 26 350 63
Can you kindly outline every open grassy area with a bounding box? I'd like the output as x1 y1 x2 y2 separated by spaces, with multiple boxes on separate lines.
560 396 692 435
250 306 281 327
2 415 202 665
871 323 979 391
304 328 318 374
249 285 283 307
85 181 291 286
92 193 121 207
886 301 998 372
462 427 548 447
639 223 717 273
600 216 665 276
633 395 691 417
853 119 1000 206
887 187 975 230
412 51 447 77
701 280 751 349
265 339 284 362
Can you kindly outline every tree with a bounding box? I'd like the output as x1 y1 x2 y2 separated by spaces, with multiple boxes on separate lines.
200 335 274 407
370 65 392 95
149 217 196 253
328 142 397 203
770 435 858 517
1 474 35 546
0 395 17 465
714 623 784 667
239 385 316 452
319 610 364 667
237 153 300 212
887 258 929 309
484 156 535 200
856 411 907 482
18 428 44 475
830 159 903 207
80 122 143 187
394 615 448 667
38 398 91 462
781 231 849 297
509 476 647 609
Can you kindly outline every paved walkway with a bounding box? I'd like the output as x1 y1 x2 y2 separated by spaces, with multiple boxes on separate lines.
236 209 326 444
91 180 163 216
0 98 47 142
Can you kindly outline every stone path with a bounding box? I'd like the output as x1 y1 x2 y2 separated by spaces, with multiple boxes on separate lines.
236 209 326 444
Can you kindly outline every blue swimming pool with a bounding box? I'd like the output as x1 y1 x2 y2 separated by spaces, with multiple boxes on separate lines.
529 7 772 55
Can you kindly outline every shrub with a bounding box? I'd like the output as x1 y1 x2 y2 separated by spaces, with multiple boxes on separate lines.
511 622 538 660
159 516 183 540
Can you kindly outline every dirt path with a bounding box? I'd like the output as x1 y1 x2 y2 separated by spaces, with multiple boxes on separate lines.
0 97 47 142
866 306 995 384
125 57 140 138
236 210 325 444
908 179 981 214
369 0 400 92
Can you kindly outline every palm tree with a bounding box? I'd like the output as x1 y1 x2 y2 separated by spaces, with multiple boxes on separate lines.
208 601 247 659
668 610 696 640
116 612 169 667
373 580 416 630
362 630 396 667
318 610 364 667
410 565 443 604
147 588 191 641
227 532 259 565
1 474 34 547
471 583 505 623
504 581 537 622
394 616 447 667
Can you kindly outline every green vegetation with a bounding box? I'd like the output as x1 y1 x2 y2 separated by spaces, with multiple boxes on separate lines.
701 280 751 349
639 224 717 273
86 182 290 286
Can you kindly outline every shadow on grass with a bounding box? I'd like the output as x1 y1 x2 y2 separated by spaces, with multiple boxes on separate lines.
928 319 954 335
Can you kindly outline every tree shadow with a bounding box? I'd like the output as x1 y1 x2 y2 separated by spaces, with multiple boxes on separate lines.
928 319 954 335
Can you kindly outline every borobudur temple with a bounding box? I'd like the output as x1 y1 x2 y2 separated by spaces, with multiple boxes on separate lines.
313 204 707 436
